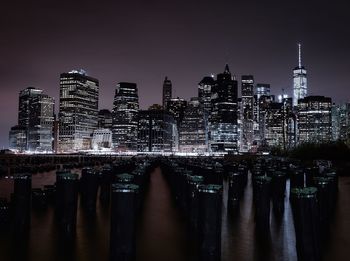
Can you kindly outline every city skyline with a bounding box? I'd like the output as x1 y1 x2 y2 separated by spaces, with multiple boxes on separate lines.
1 0 350 148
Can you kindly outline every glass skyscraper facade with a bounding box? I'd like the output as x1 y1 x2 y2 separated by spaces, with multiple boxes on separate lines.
293 44 307 106
179 97 207 153
297 96 332 143
9 87 54 152
209 65 238 153
241 75 254 152
162 77 172 109
112 82 139 151
58 70 99 152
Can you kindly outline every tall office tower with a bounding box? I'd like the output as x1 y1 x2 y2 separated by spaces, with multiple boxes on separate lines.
241 75 255 152
9 126 27 151
332 103 350 142
59 70 99 152
10 87 54 152
98 109 113 129
18 87 43 127
293 44 307 106
198 76 215 149
198 76 215 115
162 76 172 109
166 97 188 126
112 82 139 152
254 83 271 146
179 97 207 153
264 102 284 147
297 96 332 143
209 64 238 153
255 83 270 100
264 97 296 149
27 94 55 151
257 95 275 144
137 105 177 153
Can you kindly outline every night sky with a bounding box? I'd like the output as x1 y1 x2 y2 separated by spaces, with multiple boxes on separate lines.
0 0 349 148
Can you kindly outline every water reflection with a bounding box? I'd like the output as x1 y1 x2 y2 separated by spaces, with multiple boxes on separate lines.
0 168 350 260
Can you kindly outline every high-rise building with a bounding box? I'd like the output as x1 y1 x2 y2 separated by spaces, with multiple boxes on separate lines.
198 76 215 149
162 77 172 109
209 64 238 153
166 98 188 126
137 105 177 153
255 83 270 100
257 95 275 144
198 76 215 115
241 75 254 152
58 70 99 152
331 103 350 142
264 102 284 148
10 87 54 152
9 126 27 151
297 96 332 143
112 82 139 152
98 109 113 129
27 94 55 151
18 87 43 128
179 97 207 153
293 44 307 106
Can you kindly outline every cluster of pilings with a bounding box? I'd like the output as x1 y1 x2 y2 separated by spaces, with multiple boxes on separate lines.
0 157 154 260
0 155 340 261
248 157 338 261
289 165 338 261
161 158 224 261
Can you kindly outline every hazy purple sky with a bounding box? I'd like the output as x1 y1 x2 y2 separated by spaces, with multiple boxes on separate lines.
0 0 349 148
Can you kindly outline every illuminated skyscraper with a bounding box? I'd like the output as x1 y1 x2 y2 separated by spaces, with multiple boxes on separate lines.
59 70 99 152
209 64 238 153
112 82 139 151
137 105 177 153
297 96 332 143
27 94 55 151
241 75 254 152
293 44 307 106
256 83 270 100
166 97 188 126
179 97 207 153
162 77 172 109
10 87 54 152
198 76 215 115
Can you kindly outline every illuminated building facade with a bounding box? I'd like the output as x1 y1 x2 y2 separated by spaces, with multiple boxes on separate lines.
209 65 238 153
162 77 172 109
166 98 187 126
98 109 113 129
198 76 215 149
256 83 270 100
297 96 332 143
59 70 99 152
179 97 207 153
293 44 307 107
9 126 27 151
10 87 54 152
112 82 139 152
92 129 112 150
27 94 55 152
241 75 254 152
137 105 177 153
332 103 350 142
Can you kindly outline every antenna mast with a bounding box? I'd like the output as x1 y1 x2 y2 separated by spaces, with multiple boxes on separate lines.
298 43 302 68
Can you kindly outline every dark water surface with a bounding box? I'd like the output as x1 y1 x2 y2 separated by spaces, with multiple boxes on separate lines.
0 167 350 261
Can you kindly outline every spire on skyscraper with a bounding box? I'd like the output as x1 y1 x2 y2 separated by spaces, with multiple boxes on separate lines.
224 64 230 74
298 43 302 68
